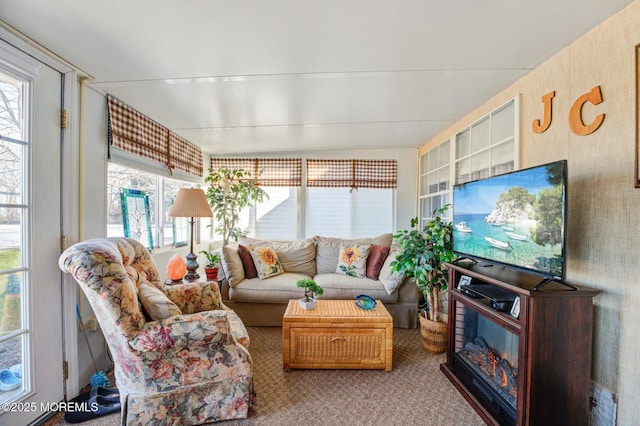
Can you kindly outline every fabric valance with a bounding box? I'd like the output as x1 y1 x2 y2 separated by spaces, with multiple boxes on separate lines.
209 158 302 187
107 95 203 177
168 132 203 177
306 159 397 190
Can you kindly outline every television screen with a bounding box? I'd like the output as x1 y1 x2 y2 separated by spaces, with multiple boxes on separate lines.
452 160 567 281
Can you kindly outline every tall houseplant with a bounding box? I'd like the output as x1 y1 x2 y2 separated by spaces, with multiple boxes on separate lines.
204 166 268 245
391 205 456 323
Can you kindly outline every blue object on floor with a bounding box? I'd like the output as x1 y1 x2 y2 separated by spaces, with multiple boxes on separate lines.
0 368 21 391
64 395 121 423
90 370 110 389
89 386 119 401
9 364 21 379
69 386 120 404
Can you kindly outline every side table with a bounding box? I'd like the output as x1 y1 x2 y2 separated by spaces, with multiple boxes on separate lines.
164 275 222 288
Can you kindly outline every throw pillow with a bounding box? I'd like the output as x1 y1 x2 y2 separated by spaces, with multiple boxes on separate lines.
138 284 182 320
250 246 285 280
239 236 317 276
314 234 392 274
379 246 406 295
366 244 391 280
220 245 245 287
237 244 258 279
335 243 370 278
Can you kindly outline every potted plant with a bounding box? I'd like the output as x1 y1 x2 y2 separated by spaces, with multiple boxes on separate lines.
391 204 456 353
296 278 324 310
204 166 268 245
199 250 221 280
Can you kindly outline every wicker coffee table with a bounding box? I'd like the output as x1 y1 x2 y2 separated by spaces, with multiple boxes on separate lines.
282 299 393 371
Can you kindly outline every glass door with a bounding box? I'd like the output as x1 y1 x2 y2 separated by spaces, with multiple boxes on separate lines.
0 39 64 424
0 70 28 407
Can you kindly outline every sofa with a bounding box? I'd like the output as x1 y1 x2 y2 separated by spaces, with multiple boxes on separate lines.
218 233 420 329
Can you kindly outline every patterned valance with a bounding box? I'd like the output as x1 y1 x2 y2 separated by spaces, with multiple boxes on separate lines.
169 132 203 177
209 158 302 187
107 95 203 177
306 159 397 190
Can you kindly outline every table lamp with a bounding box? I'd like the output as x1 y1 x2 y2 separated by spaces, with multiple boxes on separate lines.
168 188 213 281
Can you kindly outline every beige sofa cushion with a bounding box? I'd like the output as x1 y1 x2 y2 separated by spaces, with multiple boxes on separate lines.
314 234 393 274
378 246 406 295
229 272 311 303
238 237 317 276
221 244 245 287
313 273 398 303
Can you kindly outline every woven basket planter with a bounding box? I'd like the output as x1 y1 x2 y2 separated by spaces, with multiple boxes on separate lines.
419 311 447 354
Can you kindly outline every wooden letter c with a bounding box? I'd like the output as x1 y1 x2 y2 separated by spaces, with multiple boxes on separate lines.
569 86 605 136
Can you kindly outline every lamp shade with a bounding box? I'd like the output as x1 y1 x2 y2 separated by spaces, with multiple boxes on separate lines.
168 188 213 218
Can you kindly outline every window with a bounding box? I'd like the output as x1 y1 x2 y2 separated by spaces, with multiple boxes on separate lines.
0 67 29 403
107 163 198 248
208 158 302 241
238 187 299 241
305 159 396 239
419 140 450 225
106 95 205 248
454 99 517 185
306 187 393 239
419 98 518 225
209 157 396 241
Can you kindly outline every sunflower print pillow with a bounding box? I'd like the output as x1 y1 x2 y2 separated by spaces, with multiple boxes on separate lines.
336 243 370 278
250 246 285 280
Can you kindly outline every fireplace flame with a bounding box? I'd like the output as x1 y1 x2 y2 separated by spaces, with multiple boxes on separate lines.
459 337 518 400
500 367 508 388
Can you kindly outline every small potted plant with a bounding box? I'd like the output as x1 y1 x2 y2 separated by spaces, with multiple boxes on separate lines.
199 250 221 280
296 278 324 310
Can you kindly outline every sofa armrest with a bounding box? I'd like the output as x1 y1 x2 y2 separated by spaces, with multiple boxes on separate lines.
396 277 421 303
163 280 223 314
129 310 233 352
219 279 231 300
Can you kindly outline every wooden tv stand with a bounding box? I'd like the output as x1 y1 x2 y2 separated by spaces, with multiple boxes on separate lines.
441 261 599 425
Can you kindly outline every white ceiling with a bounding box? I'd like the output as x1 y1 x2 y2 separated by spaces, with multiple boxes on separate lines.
0 0 634 154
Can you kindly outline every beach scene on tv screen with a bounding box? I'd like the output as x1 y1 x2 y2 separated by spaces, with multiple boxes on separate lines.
452 163 564 278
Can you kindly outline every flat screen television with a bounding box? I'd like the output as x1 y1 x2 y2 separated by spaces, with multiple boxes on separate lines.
452 160 568 283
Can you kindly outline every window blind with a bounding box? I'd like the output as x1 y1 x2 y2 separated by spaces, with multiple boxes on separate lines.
209 158 302 187
306 188 393 238
169 132 203 177
306 159 397 190
107 95 203 177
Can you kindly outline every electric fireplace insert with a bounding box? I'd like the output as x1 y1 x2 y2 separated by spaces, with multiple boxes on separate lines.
451 300 518 424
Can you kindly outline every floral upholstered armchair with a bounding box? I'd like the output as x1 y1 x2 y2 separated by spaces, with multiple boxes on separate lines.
58 237 255 425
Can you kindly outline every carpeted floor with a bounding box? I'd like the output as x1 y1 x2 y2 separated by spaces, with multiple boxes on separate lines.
44 326 483 425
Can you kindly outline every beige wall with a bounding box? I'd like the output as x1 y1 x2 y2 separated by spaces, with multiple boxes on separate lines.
419 2 640 422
